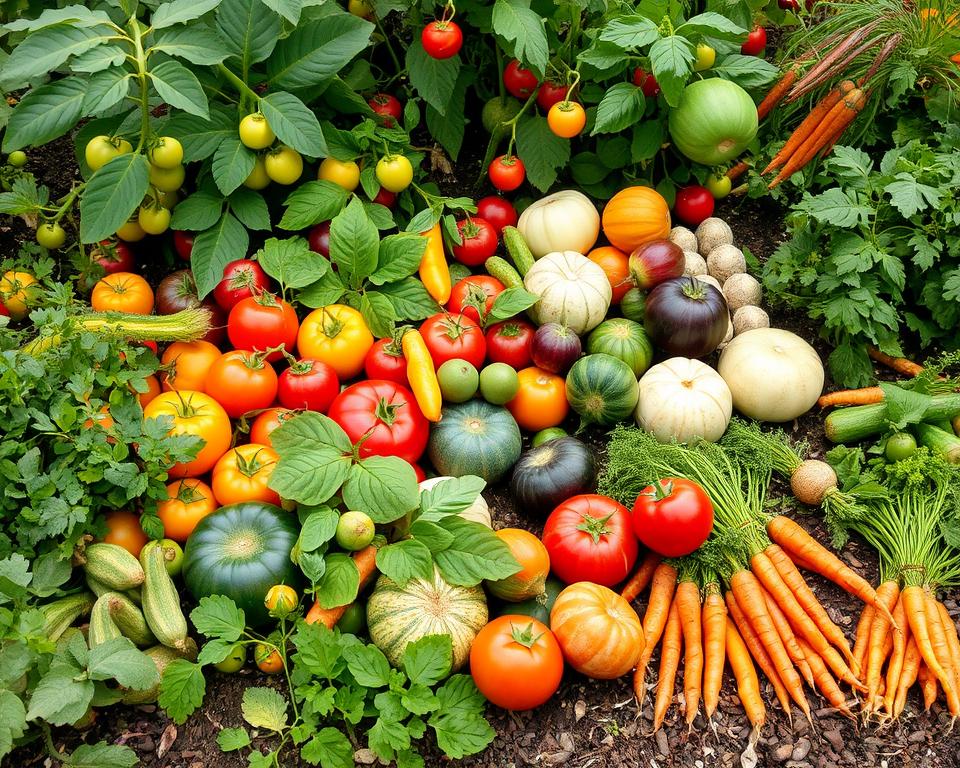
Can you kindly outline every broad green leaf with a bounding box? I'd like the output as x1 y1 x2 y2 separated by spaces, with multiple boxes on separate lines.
712 54 779 89
486 287 538 323
368 716 411 756
578 40 630 72
29 551 72 597
267 15 373 90
406 41 459 116
329 197 379 289
153 0 223 28
403 634 452 687
676 12 747 41
152 25 230 65
0 690 26 760
166 105 235 162
71 44 126 74
376 539 434 585
3 5 111 32
171 191 225 231
343 456 419 523
87 638 160 689
149 59 209 119
401 683 440 716
429 712 495 759
1 23 113 85
417 476 486 522
377 277 439 321
212 136 257 196
879 382 932 429
825 146 874 189
279 180 350 229
300 727 353 768
189 595 245 642
257 236 326 289
291 622 346 680
79 153 150 243
369 233 427 286
191 211 249 297
217 727 251 752
241 687 288 732
433 517 521 586
216 0 281 68
298 269 346 308
796 188 873 228
360 291 397 338
649 36 696 107
491 0 548 78
83 67 131 115
342 644 391 688
197 638 238 666
364 202 396 231
314 552 361 609
298 505 339 550
434 673 486 718
631 120 664 162
159 660 206 724
67 743 139 768
3 77 87 152
426 70 469 161
260 91 327 157
269 412 353 505
26 665 94 725
229 187 271 230
515 115 570 192
598 15 660 49
884 172 943 218
260 0 303 24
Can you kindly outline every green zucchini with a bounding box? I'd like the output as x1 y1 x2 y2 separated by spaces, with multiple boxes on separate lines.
916 423 960 464
81 543 145 591
502 226 535 276
40 593 95 641
87 574 142 605
107 592 155 647
141 545 188 651
485 256 523 289
88 595 122 648
825 393 960 444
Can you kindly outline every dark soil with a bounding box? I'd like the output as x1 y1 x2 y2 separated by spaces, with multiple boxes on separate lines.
9 137 960 768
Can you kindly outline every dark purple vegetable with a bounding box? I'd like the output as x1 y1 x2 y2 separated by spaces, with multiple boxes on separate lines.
531 323 581 374
509 436 597 515
644 276 728 358
154 269 225 345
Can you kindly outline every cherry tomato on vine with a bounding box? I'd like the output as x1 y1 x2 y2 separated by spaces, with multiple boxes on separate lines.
255 643 284 674
205 350 279 418
536 81 569 111
885 432 917 462
348 0 374 20
503 59 539 99
631 68 660 97
214 259 271 311
705 173 732 199
448 275 505 323
149 137 184 169
7 150 27 168
489 155 525 192
307 222 331 257
92 240 134 274
85 136 124 171
694 44 716 71
421 20 463 59
420 312 487 369
632 477 714 557
364 337 408 385
36 222 66 249
244 157 271 190
116 218 147 242
475 196 517 234
278 358 340 412
547 101 586 138
149 163 185 193
375 155 414 193
485 319 534 369
318 157 360 191
452 217 498 266
239 113 275 150
741 26 767 56
368 93 403 126
138 204 171 235
372 187 397 207
227 293 299 362
673 185 715 227
265 145 304 185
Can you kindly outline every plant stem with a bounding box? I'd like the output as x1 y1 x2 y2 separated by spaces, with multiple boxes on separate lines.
129 17 151 152
218 64 261 107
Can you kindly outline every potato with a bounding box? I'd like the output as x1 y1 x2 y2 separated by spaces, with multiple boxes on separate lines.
695 217 733 255
683 251 708 276
707 244 746 284
733 305 769 335
669 226 699 253
722 273 762 310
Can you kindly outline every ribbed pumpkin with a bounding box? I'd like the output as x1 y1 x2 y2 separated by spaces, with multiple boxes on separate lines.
427 400 522 482
366 567 488 670
565 354 639 427
601 187 671 254
586 318 654 377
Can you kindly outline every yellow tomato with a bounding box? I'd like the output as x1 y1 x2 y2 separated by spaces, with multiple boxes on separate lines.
297 304 373 379
0 270 39 320
116 218 147 242
243 157 271 190
317 157 361 191
265 146 304 185
239 113 276 150
211 443 281 506
143 391 232 478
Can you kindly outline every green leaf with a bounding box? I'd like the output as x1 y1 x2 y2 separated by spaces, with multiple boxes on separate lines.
269 412 353 505
369 716 411 757
260 92 327 157
211 135 257 195
300 727 354 768
153 0 222 28
260 0 303 24
401 683 439 716
29 552 72 597
314 552 361 609
88 638 160 689
329 197 380 289
515 116 570 192
197 638 238 666
426 71 468 161
298 269 346 308
712 54 779 89
649 36 696 107
217 727 251 752
487 287 539 323
26 665 94 725
166 106 235 162
68 44 126 74
257 236 327 289
598 15 660 49
408 520 454 553
152 25 230 65
0 690 26 760
3 5 111 32
433 517 521 586
299 505 340 550
3 77 87 152
291 622 345 680
676 12 747 41
417 476 486 522
343 456 419 523
228 187 271 230
403 634 452 687
370 234 427 286
377 277 439 321
491 0 548 78
825 145 874 188
342 643 391 687
190 595 245 642
1 23 113 85
878 382 931 429
66 743 139 768
280 180 350 229
396 749 426 768
796 188 873 228
577 40 630 72
884 172 943 218
216 0 280 67
406 41 459 116
429 712 495 758
360 291 397 339
631 120 664 162
241 687 288 732
79 152 150 243
191 212 249 298
171 191 225 231
266 15 374 90
375 539 434 585
83 67 132 115
149 59 209 119
434 673 486 717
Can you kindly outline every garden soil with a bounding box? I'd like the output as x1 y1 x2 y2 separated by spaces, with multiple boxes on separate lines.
9 145 960 768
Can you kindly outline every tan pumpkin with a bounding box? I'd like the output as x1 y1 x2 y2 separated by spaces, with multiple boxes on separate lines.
601 186 671 254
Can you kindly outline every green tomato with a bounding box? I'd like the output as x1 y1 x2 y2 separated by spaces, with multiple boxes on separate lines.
479 362 519 405
706 173 732 199
7 150 27 168
149 137 184 169
239 113 275 150
694 44 716 71
84 136 121 172
36 222 66 249
885 432 917 462
437 359 480 403
481 97 523 137
531 427 568 447
214 641 247 673
336 511 375 551
375 155 414 193
148 163 185 193
336 602 367 635
138 205 171 235
141 538 184 576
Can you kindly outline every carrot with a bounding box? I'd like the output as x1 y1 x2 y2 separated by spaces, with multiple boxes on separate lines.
763 588 814 688
621 551 661 603
305 545 379 627
864 581 901 705
757 69 798 121
725 160 750 182
726 618 766 729
936 600 960 699
653 599 682 732
817 386 885 408
867 346 924 377
894 637 922 718
634 562 678 705
731 570 811 719
853 604 876 677
901 585 960 713
919 663 938 710
418 223 451 304
795 636 854 717
882 596 908 717
863 34 903 85
785 22 880 101
675 580 703 726
726 590 792 717
788 30 883 102
402 329 442 422
925 589 959 715
702 587 727 719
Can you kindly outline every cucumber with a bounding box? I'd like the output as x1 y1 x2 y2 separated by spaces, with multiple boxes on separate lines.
916 423 960 464
502 226 536 277
88 595 122 648
87 574 142 605
825 393 960 443
40 593 95 641
107 592 155 647
485 256 524 289
121 639 198 705
81 543 145 591
141 545 188 651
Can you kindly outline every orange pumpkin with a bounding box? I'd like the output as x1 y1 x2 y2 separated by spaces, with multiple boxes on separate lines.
550 581 644 679
587 246 632 303
485 529 551 602
601 186 671 254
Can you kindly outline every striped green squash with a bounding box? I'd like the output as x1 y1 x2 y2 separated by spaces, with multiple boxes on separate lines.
366 567 488 671
427 400 521 483
565 353 639 427
586 318 654 377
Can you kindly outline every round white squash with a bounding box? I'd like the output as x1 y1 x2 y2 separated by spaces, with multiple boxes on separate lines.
418 476 492 527
717 328 824 422
683 251 708 276
517 190 600 258
669 226 699 253
696 217 733 255
722 272 762 310
524 250 612 334
635 357 733 443
706 244 746 284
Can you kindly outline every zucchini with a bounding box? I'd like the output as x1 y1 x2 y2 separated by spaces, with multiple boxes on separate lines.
502 226 536 277
825 393 960 443
107 592 155 647
485 256 524 289
916 423 960 464
81 543 145 591
141 545 188 651
121 639 198 705
88 595 122 648
87 574 142 605
40 593 95 641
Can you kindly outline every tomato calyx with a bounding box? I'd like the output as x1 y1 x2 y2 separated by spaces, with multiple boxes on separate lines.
254 290 282 308
641 478 676 502
175 481 207 504
509 620 544 649
233 446 276 478
439 313 473 340
373 396 403 426
575 512 614 544
319 306 349 339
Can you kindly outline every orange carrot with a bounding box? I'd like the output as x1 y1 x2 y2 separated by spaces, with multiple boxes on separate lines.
305 544 379 627
925 590 959 716
763 588 814 688
867 346 924 377
901 585 960 713
725 160 750 182
936 600 960 699
894 637 921 718
653 599 682 732
817 386 885 408
853 604 876 677
634 562 678 705
621 551 661 603
726 618 766 729
882 596 908 717
675 580 703 726
786 23 880 101
919 663 938 710
702 587 727 719
796 636 854 717
757 69 798 121
726 590 792 718
865 581 901 705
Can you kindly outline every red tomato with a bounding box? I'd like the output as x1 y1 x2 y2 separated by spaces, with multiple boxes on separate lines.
92 240 134 275
409 462 426 482
489 155 525 192
420 313 486 369
173 230 193 261
631 68 660 97
205 350 279 418
250 407 296 447
673 185 715 227
327 380 429 463
741 26 767 55
485 319 535 369
503 60 538 99
307 222 330 257
278 358 339 412
448 275 505 323
452 217 498 267
536 81 569 111
372 187 397 207
0 302 9 317
778 0 800 8
541 494 638 587
364 337 408 385
214 259 271 311
470 616 564 710
476 196 518 234
368 93 403 126
227 293 299 362
631 478 714 558
421 20 462 59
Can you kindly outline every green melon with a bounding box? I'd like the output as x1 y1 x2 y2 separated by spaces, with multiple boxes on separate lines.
427 399 522 482
565 353 639 427
586 318 654 377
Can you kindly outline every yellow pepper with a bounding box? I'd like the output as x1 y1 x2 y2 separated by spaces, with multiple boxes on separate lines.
418 223 451 305
401 328 442 422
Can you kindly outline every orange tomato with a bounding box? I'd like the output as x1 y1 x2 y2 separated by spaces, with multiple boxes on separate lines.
143 390 232 477
137 374 161 408
103 510 148 557
547 101 587 139
84 405 115 432
211 443 281 506
160 340 221 392
255 643 284 674
506 367 568 431
249 407 297 447
157 478 218 542
587 246 631 303
90 272 154 315
0 270 40 320
485 528 551 602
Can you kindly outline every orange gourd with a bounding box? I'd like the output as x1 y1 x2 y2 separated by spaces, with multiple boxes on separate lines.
587 246 631 303
485 528 550 602
601 187 671 254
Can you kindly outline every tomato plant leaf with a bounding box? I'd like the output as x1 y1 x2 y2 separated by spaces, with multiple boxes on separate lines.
598 15 660 49
189 595 246 642
257 236 326 290
259 91 327 157
191 211 249 297
343 456 418 524
406 40 459 116
228 187 271 231
301 727 353 768
269 412 353 506
408 521 455 554
241 687 288 733
370 234 427 286
166 105 236 162
429 712 495 759
342 644 391 688
426 70 469 161
377 278 440 322
486 287 538 324
267 15 374 89
211 136 257 196
25 665 94 725
577 40 630 73
433 517 521 586
2 76 88 152
368 716 411 757
297 269 346 308
364 202 396 231
260 0 303 24
170 191 224 231
314 552 361 609
433 674 486 718
66 743 139 768
291 622 346 679
196 638 237 666
152 0 222 28
491 0 549 79
515 115 570 192
216 0 281 67
151 25 230 66
675 12 746 41
329 197 379 289
1 23 113 86
216 727 251 752
375 539 434 585
631 120 664 162
712 54 779 89
298 505 339 551
280 180 350 230
403 635 452 687
648 35 696 107
82 67 131 115
149 59 209 119
78 152 150 243
360 291 397 338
